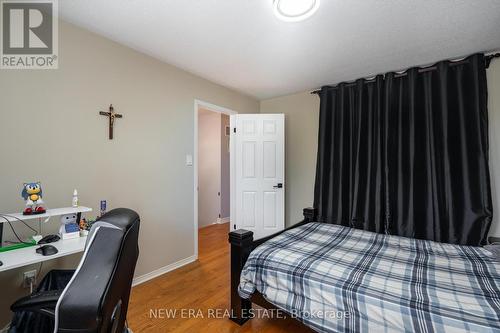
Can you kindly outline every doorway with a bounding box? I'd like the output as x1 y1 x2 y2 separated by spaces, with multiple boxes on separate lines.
194 100 236 258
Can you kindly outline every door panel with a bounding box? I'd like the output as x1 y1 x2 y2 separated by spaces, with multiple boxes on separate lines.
243 142 256 178
263 191 277 228
242 191 257 228
263 141 277 178
231 114 284 239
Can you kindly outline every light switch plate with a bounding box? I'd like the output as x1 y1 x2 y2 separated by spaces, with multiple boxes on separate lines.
186 154 193 166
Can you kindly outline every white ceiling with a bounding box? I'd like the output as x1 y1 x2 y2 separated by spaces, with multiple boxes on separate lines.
59 1 500 100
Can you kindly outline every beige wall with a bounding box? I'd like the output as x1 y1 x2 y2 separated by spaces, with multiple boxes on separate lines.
260 92 320 226
0 21 258 325
488 59 500 237
221 114 230 219
198 109 221 228
261 60 500 236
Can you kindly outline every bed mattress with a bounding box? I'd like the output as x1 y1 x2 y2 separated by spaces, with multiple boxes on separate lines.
239 223 500 332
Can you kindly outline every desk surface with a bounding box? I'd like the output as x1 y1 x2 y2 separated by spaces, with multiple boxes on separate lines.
0 206 92 223
0 236 87 272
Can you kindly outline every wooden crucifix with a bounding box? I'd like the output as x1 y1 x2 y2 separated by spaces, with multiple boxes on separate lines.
99 104 123 140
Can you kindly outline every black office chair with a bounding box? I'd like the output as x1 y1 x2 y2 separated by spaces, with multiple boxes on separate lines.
8 208 140 333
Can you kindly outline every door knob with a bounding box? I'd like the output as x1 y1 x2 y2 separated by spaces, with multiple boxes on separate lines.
273 183 283 189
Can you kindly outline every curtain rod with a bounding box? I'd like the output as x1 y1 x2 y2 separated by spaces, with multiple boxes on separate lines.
310 53 500 95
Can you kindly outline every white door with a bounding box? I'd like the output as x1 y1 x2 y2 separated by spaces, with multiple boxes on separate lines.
230 114 285 239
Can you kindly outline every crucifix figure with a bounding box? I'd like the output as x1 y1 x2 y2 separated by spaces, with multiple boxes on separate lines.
99 104 123 140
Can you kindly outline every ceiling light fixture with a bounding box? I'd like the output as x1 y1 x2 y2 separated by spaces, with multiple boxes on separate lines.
273 0 320 22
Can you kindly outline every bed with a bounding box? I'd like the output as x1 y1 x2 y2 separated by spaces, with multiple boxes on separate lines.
228 208 500 333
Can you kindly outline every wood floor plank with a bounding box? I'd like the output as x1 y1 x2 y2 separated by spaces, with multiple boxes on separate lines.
128 223 313 332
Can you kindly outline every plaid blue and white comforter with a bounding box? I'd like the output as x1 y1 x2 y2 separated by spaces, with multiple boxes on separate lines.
239 223 500 333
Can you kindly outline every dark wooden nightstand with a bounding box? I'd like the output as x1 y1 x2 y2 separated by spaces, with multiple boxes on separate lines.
488 236 500 244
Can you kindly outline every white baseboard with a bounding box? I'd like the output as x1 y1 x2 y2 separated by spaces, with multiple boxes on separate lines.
132 255 197 287
216 217 230 224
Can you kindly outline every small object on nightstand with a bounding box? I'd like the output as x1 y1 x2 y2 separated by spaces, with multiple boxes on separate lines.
21 182 46 215
36 245 58 256
72 189 79 207
79 217 87 229
100 200 107 217
79 218 89 236
38 234 60 244
59 214 80 240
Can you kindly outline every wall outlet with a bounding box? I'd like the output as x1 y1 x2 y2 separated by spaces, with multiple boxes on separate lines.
23 270 37 289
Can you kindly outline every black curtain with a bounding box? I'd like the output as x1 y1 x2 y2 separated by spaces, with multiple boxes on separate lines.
313 54 492 246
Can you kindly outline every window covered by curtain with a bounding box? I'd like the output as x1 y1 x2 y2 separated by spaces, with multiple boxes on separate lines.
314 54 492 245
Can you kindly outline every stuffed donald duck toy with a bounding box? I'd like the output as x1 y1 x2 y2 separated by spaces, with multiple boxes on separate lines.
21 182 46 215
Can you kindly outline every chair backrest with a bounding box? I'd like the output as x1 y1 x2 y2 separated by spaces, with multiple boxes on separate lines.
54 208 140 333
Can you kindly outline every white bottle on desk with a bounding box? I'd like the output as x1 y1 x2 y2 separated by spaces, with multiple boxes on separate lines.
72 189 79 207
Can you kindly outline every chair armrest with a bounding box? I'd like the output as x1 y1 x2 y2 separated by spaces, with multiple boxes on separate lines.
10 289 62 318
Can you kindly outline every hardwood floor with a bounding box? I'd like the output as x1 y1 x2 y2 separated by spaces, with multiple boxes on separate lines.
128 223 313 333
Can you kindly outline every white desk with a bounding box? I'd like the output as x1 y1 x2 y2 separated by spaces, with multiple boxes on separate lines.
0 206 92 223
0 236 87 272
0 206 93 272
